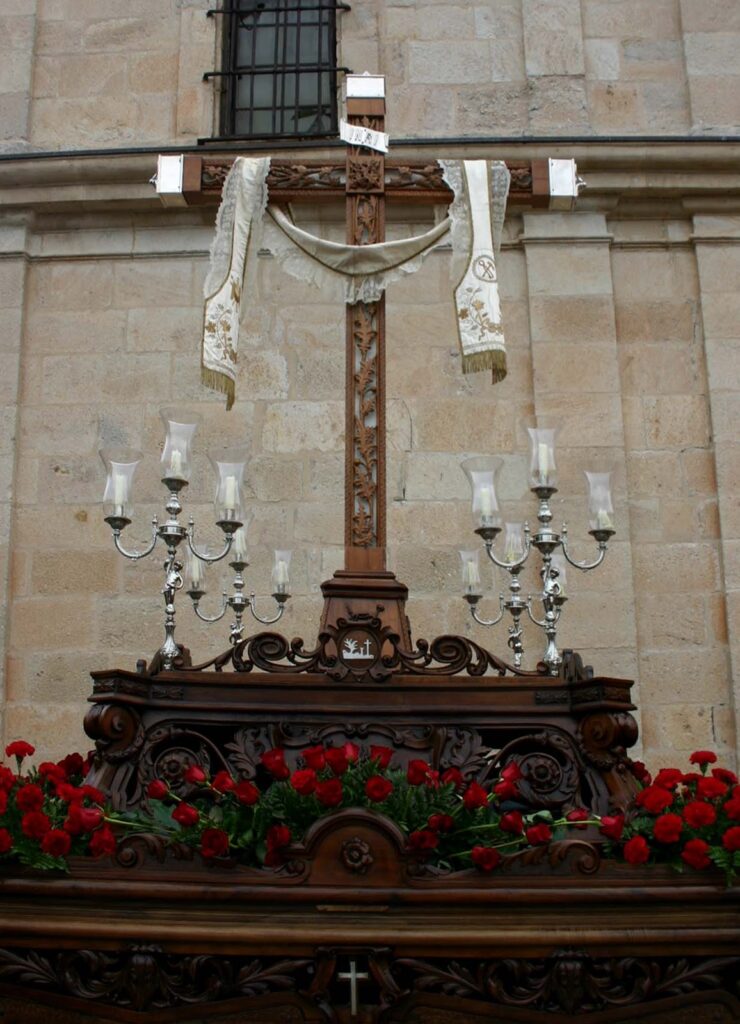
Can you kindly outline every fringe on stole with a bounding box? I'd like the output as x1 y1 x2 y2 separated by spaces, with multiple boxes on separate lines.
462 348 507 383
201 365 236 411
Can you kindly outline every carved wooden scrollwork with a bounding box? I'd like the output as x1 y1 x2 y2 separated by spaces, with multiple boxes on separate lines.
577 712 639 770
84 703 144 763
349 301 380 547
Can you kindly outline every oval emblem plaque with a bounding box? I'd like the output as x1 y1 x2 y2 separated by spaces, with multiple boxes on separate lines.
339 628 378 668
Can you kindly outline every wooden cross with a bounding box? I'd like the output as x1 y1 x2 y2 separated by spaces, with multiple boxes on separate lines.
337 958 370 1017
171 85 559 636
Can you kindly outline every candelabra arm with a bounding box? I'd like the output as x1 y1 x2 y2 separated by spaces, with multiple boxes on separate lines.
525 598 549 629
248 593 286 626
191 592 228 624
187 521 234 564
111 518 159 561
471 593 506 628
483 528 532 572
560 526 608 572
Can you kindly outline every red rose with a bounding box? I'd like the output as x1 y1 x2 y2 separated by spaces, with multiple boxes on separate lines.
234 780 260 806
5 740 34 760
471 846 501 871
211 771 236 793
441 767 464 789
683 800 717 828
427 813 454 833
525 823 552 846
41 829 71 857
0 791 6 814
499 811 524 834
654 768 683 790
200 828 230 859
0 829 12 854
494 780 519 801
722 826 740 852
315 778 343 807
723 797 740 821
21 811 51 839
653 813 683 844
80 785 105 805
713 767 738 785
463 782 489 811
365 776 393 803
325 748 349 776
599 814 625 841
635 785 674 814
407 760 431 786
38 762 65 783
79 807 103 831
501 762 523 784
681 837 711 870
565 808 590 829
260 748 290 780
630 760 652 785
407 829 439 852
172 802 199 827
734 785 740 799
56 782 81 803
266 824 291 850
183 765 207 785
682 772 701 785
89 826 116 858
689 750 717 767
369 745 393 770
147 780 169 800
342 742 360 764
0 766 16 791
696 777 728 801
301 745 326 771
623 835 650 865
290 768 317 796
58 753 84 778
15 784 44 812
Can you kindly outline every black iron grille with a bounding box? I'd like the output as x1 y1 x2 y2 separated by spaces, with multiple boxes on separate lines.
210 1 349 139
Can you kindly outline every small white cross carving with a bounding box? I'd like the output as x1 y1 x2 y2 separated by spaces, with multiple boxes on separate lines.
337 958 370 1017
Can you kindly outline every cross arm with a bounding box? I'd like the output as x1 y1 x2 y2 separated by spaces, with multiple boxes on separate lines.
160 154 561 208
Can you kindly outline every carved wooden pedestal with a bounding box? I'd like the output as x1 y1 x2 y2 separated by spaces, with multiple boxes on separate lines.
0 625 738 1022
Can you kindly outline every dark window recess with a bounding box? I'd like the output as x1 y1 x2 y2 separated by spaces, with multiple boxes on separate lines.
206 1 350 139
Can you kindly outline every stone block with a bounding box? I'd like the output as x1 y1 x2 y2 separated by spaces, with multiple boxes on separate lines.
534 393 625 447
687 77 740 131
31 550 120 595
528 295 616 343
635 593 708 648
614 300 695 343
632 542 721 594
389 500 469 548
0 92 30 142
474 0 522 39
58 53 128 97
18 405 101 457
294 503 343 546
680 0 740 32
305 453 343 501
533 343 619 393
83 17 175 53
523 0 585 77
25 309 127 354
292 345 344 401
113 259 194 309
261 402 344 453
10 595 96 651
582 0 680 39
659 703 715 750
490 34 527 82
126 307 200 353
41 352 171 405
248 456 304 502
558 591 636 650
700 291 740 338
414 5 474 40
643 395 711 449
526 245 613 296
3 702 90 763
0 260 25 308
527 76 589 133
409 41 491 84
612 249 698 301
237 350 288 401
618 342 703 396
584 38 620 80
27 262 114 312
640 82 691 132
410 398 517 452
627 451 684 498
587 81 645 132
684 32 740 76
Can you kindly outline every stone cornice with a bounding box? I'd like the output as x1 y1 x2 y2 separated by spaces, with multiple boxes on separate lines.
0 142 739 218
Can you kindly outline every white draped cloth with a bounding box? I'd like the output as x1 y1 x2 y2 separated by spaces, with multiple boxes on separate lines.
203 156 509 408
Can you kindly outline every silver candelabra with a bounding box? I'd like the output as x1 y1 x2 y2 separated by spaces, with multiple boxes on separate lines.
461 419 615 674
100 409 291 669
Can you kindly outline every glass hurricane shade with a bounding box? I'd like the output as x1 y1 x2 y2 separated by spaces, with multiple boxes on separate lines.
209 447 248 521
272 549 292 595
459 549 482 597
502 522 525 564
585 470 615 532
100 447 143 519
186 547 207 592
160 409 200 482
233 525 248 562
525 420 560 489
461 457 502 530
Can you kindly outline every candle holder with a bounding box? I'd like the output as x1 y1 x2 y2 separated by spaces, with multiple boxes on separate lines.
187 526 291 645
101 415 291 669
461 423 616 674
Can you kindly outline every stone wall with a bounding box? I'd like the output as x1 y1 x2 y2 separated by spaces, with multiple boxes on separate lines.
0 0 738 769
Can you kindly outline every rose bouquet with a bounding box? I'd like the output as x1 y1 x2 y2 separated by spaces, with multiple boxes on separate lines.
0 740 737 883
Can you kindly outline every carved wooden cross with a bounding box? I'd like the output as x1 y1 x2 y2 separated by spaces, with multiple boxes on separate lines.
337 958 370 1017
173 88 556 635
